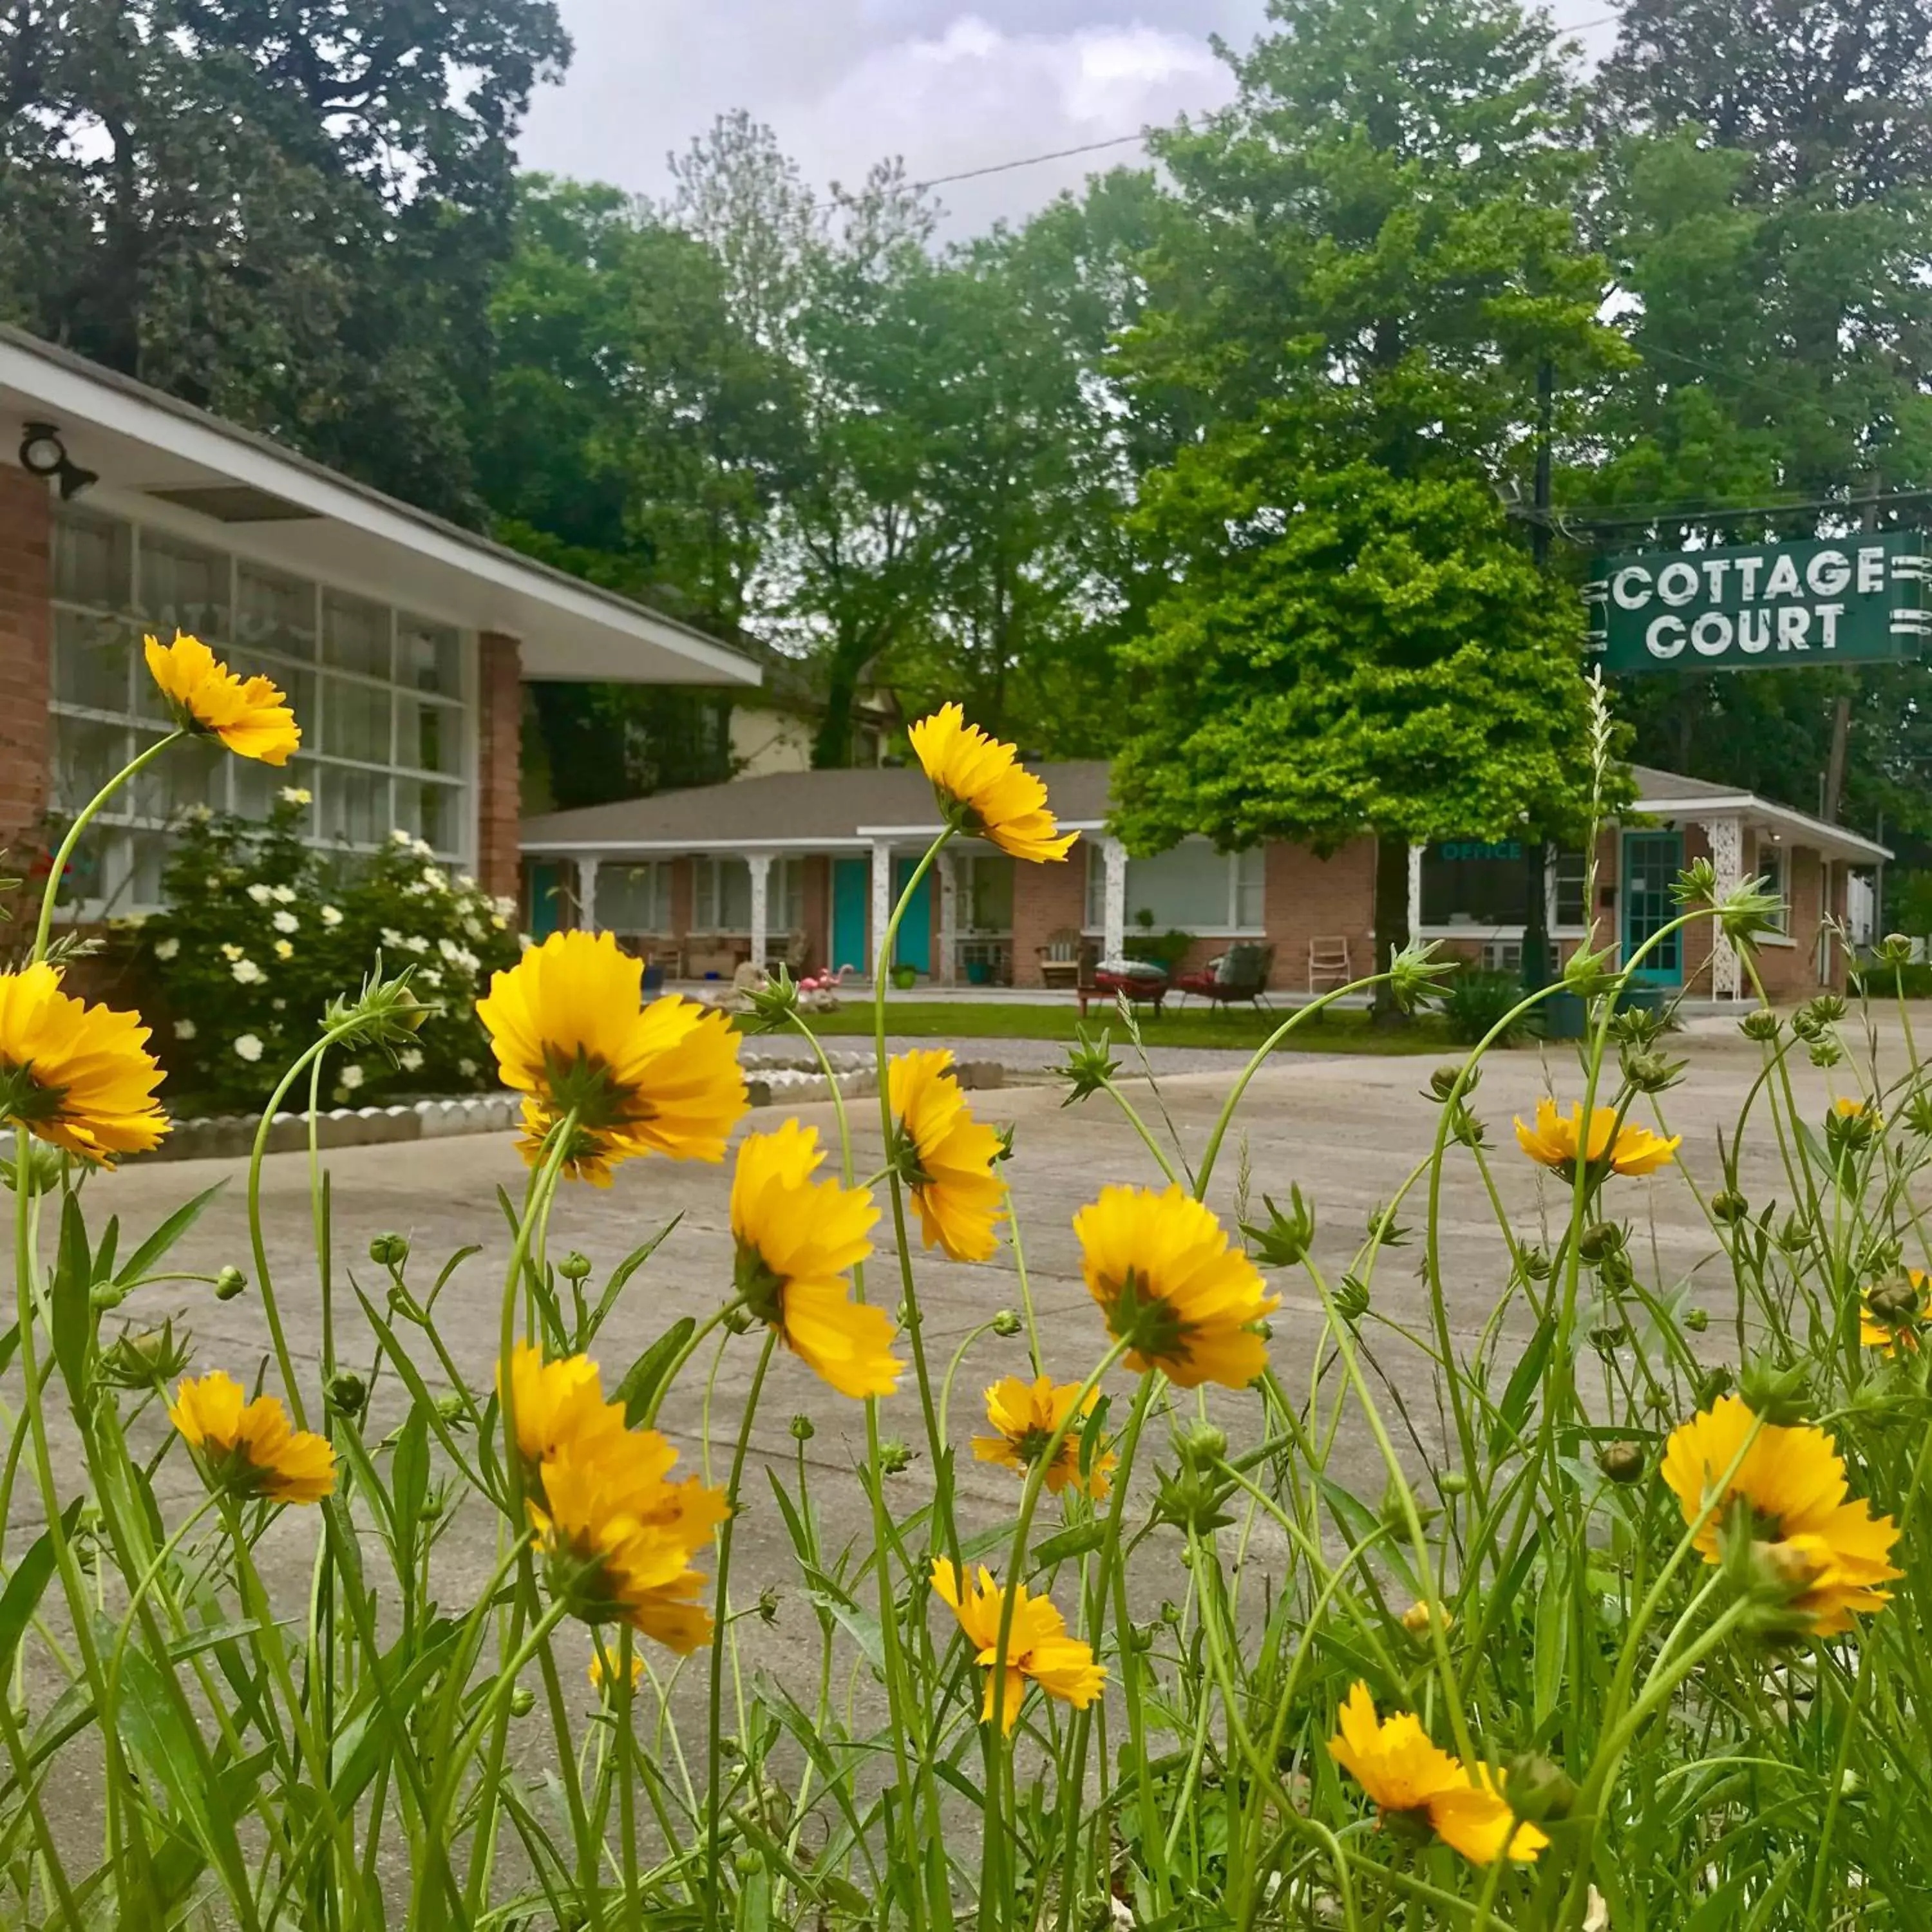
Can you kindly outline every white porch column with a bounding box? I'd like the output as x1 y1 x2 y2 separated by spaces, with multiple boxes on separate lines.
1407 843 1423 937
1700 815 1744 998
748 852 772 974
575 857 600 933
1102 836 1128 963
937 850 960 986
870 838 893 980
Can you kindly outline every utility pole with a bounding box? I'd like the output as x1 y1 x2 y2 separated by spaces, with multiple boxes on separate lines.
1521 357 1555 992
1823 473 1880 824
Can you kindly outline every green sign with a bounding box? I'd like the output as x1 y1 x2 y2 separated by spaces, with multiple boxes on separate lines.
1586 534 1930 673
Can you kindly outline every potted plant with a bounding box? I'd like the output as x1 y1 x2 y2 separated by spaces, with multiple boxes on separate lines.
892 963 918 990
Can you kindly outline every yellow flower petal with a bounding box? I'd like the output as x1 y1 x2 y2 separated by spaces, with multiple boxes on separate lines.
907 704 1076 864
0 963 168 1163
144 632 300 764
889 1049 1005 1261
169 1371 334 1504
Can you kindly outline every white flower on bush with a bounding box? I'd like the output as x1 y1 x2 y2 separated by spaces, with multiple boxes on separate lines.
320 905 343 927
340 1064 365 1092
183 803 212 824
381 927 405 948
220 942 244 962
272 998 286 1011
493 895 518 918
413 839 434 860
399 1048 424 1073
420 968 442 989
247 884 274 906
273 940 294 961
279 786 312 807
231 958 263 985
173 1018 196 1041
462 914 485 940
491 913 510 931
402 934 430 955
205 873 224 887
272 910 298 934
153 936 180 962
234 1034 263 1063
272 885 296 904
457 1057 477 1078
390 829 413 846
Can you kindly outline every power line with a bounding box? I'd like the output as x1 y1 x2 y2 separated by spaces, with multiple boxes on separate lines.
911 10 1625 193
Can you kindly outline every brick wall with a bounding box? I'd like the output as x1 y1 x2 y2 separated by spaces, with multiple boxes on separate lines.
1260 838 1378 992
1011 847 1089 987
0 468 50 854
1755 842 1839 999
476 632 522 904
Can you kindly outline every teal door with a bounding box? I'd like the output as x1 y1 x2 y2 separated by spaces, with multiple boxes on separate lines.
527 862 565 939
1622 831 1683 984
831 858 870 974
892 856 932 974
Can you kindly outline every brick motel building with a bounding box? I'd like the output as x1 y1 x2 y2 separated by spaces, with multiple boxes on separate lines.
0 325 755 922
520 760 1885 1005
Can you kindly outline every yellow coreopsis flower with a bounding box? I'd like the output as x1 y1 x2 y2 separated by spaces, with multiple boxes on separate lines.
529 1435 730 1654
931 1558 1106 1733
907 703 1076 864
169 1371 336 1505
730 1119 896 1399
144 632 300 764
1073 1184 1278 1390
887 1048 1005 1261
972 1374 1115 1499
1513 1097 1678 1179
1660 1396 1901 1635
589 1647 644 1698
1861 1270 1928 1356
477 931 748 1180
502 1343 629 1482
0 963 168 1163
1327 1682 1546 1866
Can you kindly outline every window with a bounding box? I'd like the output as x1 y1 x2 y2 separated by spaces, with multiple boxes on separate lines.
1756 839 1789 933
1084 840 1265 933
959 853 1015 933
1421 841 1590 929
48 505 472 914
691 857 804 934
600 862 672 935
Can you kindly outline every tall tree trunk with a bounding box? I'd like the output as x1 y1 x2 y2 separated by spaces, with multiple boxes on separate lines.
1371 831 1411 1025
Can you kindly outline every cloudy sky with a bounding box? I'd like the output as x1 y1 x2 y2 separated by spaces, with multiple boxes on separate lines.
517 2 1624 234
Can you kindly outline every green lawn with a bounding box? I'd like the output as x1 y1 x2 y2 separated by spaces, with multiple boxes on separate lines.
762 999 1451 1054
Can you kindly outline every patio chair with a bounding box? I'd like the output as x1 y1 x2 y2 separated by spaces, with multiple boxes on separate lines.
1175 942 1275 1010
1036 926 1084 989
1079 951 1168 1018
1308 935 1352 992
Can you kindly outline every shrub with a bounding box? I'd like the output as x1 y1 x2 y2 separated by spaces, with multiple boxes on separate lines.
1123 925 1195 974
140 788 522 1108
1437 962 1525 1043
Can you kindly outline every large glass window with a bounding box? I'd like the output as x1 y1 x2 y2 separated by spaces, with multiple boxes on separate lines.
960 853 1015 933
600 862 672 935
1421 841 1591 929
1755 838 1789 933
690 857 804 934
48 505 472 914
1084 840 1265 933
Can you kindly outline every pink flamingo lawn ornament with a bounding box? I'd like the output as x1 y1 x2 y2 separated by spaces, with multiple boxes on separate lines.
795 963 851 1011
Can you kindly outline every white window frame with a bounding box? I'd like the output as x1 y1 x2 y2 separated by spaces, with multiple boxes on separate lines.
1756 836 1793 942
690 855 805 936
1083 838 1265 939
599 860 673 936
48 504 474 917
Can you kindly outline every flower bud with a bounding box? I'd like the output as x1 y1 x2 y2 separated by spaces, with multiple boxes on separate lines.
1241 1185 1316 1269
1868 1273 1923 1323
368 1233 410 1269
991 1309 1023 1338
1693 1365 1735 1408
558 1251 593 1283
326 1370 367 1419
1622 1048 1684 1094
1711 1189 1748 1225
1739 1359 1812 1427
0 1142 64 1195
1504 1752 1578 1824
1598 1250 1634 1291
214 1265 248 1302
100 1321 193 1390
509 1687 536 1718
1054 1024 1121 1105
1427 1063 1476 1104
1520 1247 1552 1282
1597 1441 1645 1484
721 1303 757 1336
1179 1421 1227 1465
1400 1599 1453 1638
1332 1274 1370 1323
1684 1307 1709 1334
789 1414 815 1442
1873 933 1914 970
1589 1320 1627 1356
1740 1009 1781 1042
878 1439 914 1475
1578 1220 1624 1263
756 1587 781 1625
1437 1468 1470 1497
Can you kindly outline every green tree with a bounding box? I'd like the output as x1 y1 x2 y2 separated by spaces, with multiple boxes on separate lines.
1587 2 1932 833
1113 0 1619 999
0 0 568 520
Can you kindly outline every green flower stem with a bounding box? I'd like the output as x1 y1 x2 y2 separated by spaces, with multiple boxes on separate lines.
980 1334 1133 1926
1001 1179 1045 1375
936 1317 1004 1444
638 1298 749 1430
1193 972 1394 1197
705 1329 777 1932
1096 1075 1187 1188
0 1692 83 1929
30 728 185 961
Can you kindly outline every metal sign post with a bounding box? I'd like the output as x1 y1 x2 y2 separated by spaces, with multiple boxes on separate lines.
1586 535 1929 674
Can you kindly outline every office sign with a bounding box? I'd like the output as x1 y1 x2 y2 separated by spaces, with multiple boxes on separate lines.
1586 534 1930 673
